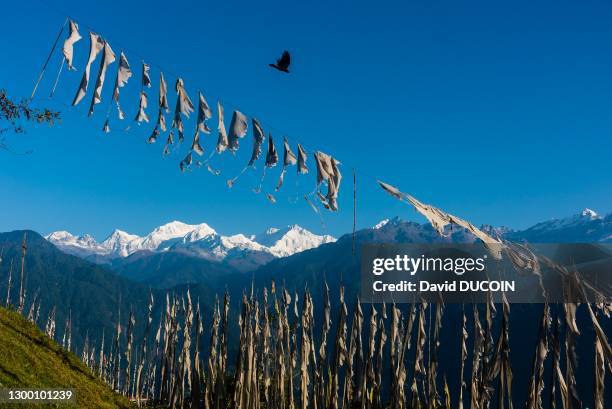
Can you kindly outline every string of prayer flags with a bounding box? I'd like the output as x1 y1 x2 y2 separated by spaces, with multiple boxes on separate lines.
377 180 502 259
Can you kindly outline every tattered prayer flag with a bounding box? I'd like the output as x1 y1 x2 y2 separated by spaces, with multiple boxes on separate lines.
191 130 204 156
180 152 193 172
88 42 116 116
228 110 248 152
314 151 342 211
216 101 228 153
156 109 167 132
163 131 174 156
377 180 502 259
112 52 132 119
172 78 194 142
159 73 169 111
275 137 297 191
72 32 104 106
142 62 151 88
265 134 278 168
282 137 297 167
174 78 194 117
148 127 159 144
248 118 265 167
297 143 308 174
197 91 213 133
62 20 82 71
228 117 265 188
135 91 149 123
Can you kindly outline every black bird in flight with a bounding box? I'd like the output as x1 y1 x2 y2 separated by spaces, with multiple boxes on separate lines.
269 50 291 73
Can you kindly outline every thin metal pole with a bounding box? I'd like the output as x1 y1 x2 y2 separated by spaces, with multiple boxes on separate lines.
49 57 65 97
352 169 356 257
30 18 67 100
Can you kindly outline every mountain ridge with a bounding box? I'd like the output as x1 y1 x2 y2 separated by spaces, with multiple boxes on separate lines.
505 208 611 243
45 221 336 266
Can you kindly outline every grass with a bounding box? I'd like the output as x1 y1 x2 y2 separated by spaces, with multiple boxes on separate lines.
0 306 134 408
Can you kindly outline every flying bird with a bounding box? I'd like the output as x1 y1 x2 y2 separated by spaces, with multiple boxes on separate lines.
269 50 291 73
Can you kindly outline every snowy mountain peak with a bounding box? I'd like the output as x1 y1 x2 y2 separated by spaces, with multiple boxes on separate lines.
373 216 403 230
79 234 98 245
127 221 216 253
151 221 198 237
46 230 76 241
46 221 334 264
45 231 106 257
581 208 600 219
254 224 336 257
374 219 390 229
221 234 266 251
183 223 217 242
480 224 512 238
46 231 98 248
101 229 139 257
504 208 610 243
103 229 138 242
527 208 604 233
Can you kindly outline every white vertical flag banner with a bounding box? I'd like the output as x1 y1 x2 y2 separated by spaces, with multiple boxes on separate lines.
62 20 82 71
135 91 149 123
159 73 169 111
88 42 116 116
142 62 152 88
72 32 104 106
112 52 132 120
216 101 228 153
227 110 248 152
197 91 213 133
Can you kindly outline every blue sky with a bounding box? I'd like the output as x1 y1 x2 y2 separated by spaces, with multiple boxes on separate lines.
0 0 611 240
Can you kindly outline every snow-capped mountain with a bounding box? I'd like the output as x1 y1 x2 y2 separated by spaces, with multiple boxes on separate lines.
45 208 610 279
373 219 391 229
526 208 601 231
45 231 107 258
253 225 336 257
45 221 336 265
369 208 611 244
126 221 217 254
506 208 611 243
373 216 402 230
100 230 140 257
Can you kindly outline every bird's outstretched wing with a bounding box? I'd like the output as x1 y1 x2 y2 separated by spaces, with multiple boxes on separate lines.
278 51 290 68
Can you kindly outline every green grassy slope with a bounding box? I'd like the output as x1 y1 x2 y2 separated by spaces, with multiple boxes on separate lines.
0 307 133 409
